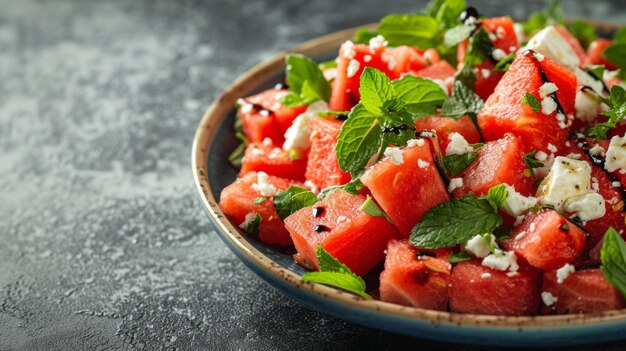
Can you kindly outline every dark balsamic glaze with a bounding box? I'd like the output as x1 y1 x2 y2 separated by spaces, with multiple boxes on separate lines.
459 7 480 23
421 132 452 188
381 124 410 135
578 138 626 204
575 261 601 271
312 207 325 218
314 225 330 233
335 114 348 121
416 250 437 258
522 49 567 118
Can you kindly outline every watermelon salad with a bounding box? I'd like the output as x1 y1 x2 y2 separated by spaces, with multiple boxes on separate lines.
218 0 626 316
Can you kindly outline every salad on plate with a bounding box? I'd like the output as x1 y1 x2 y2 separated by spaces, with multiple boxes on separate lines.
218 0 626 316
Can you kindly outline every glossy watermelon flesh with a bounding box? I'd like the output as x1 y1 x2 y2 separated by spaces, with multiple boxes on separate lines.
414 115 480 152
304 117 351 190
360 139 450 238
239 88 307 144
219 172 297 246
284 190 400 276
239 141 308 182
477 50 576 154
454 133 536 198
586 39 619 70
501 209 587 270
541 268 625 314
412 60 456 80
386 46 430 77
449 259 541 316
379 240 451 310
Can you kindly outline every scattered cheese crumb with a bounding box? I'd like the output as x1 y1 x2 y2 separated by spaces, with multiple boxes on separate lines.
417 159 429 169
556 263 575 284
533 52 545 61
589 144 606 157
481 273 492 279
363 54 372 62
387 55 396 70
384 147 404 165
535 151 548 161
448 178 464 193
347 59 361 78
369 35 388 50
239 212 258 230
262 137 273 146
407 139 425 147
605 135 626 173
492 48 507 60
502 184 538 217
563 192 606 222
283 101 329 152
464 234 495 258
541 291 558 306
547 143 558 153
482 250 519 272
251 172 277 197
541 96 558 115
341 40 356 59
539 82 558 98
445 132 473 155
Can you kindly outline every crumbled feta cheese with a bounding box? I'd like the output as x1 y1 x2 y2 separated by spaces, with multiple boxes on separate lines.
529 222 536 233
417 159 429 169
251 172 277 197
240 102 253 114
575 68 605 95
613 181 622 188
547 143 558 153
605 135 626 172
575 89 601 123
514 215 525 226
541 291 558 306
534 153 555 178
481 273 492 279
482 250 519 272
537 156 592 210
283 101 329 152
445 132 473 156
564 192 607 222
533 52 545 61
590 144 606 157
502 184 538 217
488 32 497 42
341 40 356 59
556 263 575 284
464 234 495 258
262 137 273 146
239 212 258 230
387 55 396 71
566 153 582 160
384 147 404 165
369 34 388 50
363 54 372 62
251 147 265 156
492 48 507 61
448 178 464 193
539 82 559 98
304 180 319 194
541 96 558 115
535 151 548 161
407 139 425 147
347 59 361 78
481 68 491 78
525 26 580 70
259 109 270 117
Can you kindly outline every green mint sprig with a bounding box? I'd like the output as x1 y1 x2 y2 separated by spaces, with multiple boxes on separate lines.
442 152 478 176
522 93 542 114
601 227 626 298
281 54 331 108
523 150 545 178
586 85 626 138
273 186 318 220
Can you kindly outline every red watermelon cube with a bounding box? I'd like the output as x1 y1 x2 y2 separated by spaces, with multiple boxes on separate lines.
284 190 399 276
414 115 480 152
240 141 308 182
304 117 351 190
379 240 451 310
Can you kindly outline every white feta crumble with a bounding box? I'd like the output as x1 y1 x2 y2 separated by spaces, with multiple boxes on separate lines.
387 55 396 71
304 180 319 194
541 291 558 306
341 40 356 59
563 192 606 222
536 156 592 210
445 132 473 155
251 172 277 197
369 34 388 50
525 26 580 70
363 54 372 62
556 263 575 284
407 138 425 147
384 147 404 165
492 48 507 61
533 52 545 61
239 212 258 230
535 151 548 162
482 250 519 272
575 89 601 123
240 102 253 114
283 101 328 152
262 137 273 146
251 147 265 156
541 96 558 115
481 273 492 279
488 32 497 42
589 144 606 157
547 143 558 153
417 159 430 169
613 181 622 188
259 109 270 117
575 68 605 95
464 234 495 258
347 59 361 78
448 178 464 193
502 184 538 217
539 82 559 98
605 135 626 172
481 68 491 78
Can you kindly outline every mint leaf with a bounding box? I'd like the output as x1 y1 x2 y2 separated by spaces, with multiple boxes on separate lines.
449 251 472 263
318 59 337 70
442 79 484 119
444 24 474 47
359 67 394 115
568 19 597 49
392 74 447 115
336 103 382 173
522 92 542 114
442 151 478 176
523 0 564 35
524 150 545 178
487 184 508 212
422 0 466 30
379 99 415 146
318 179 364 199
228 132 247 168
409 194 503 249
284 54 331 107
464 27 493 67
601 227 626 298
586 85 626 138
353 27 378 44
273 186 318 220
301 245 372 299
359 196 393 223
244 214 262 237
493 53 515 72
377 14 439 48
317 110 349 118
586 64 606 81
252 197 267 204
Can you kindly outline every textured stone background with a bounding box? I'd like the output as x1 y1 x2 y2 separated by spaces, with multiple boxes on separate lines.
1 0 626 350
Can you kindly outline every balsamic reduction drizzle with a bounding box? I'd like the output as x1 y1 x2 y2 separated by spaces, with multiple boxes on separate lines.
416 250 437 258
575 261 601 271
335 114 348 121
314 225 330 233
381 124 410 135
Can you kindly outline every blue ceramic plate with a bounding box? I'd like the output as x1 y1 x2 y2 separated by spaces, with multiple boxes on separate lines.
192 23 626 347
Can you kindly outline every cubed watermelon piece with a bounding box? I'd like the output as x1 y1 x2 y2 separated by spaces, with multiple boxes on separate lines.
541 268 625 314
239 141 308 182
449 259 541 315
379 240 451 310
361 140 450 237
284 190 399 276
414 115 480 152
586 39 619 70
454 133 536 197
304 117 351 190
501 209 587 270
412 60 456 85
554 25 588 65
219 172 297 246
239 88 306 144
477 50 576 154
387 46 429 77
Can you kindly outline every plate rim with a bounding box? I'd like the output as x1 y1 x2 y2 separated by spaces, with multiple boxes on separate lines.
191 21 626 330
